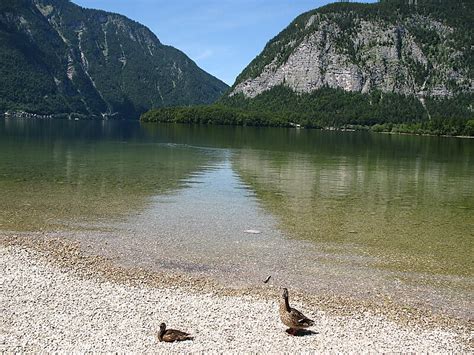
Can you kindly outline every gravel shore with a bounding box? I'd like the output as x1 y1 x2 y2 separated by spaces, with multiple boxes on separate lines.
1 238 471 353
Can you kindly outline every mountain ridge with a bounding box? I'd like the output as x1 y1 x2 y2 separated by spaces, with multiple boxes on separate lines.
0 0 228 119
142 0 473 136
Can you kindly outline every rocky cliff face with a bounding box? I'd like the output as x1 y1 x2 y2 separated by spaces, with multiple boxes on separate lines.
0 0 228 118
230 1 473 102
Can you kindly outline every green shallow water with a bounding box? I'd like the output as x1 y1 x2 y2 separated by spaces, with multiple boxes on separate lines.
1 119 473 316
0 120 220 231
233 144 474 278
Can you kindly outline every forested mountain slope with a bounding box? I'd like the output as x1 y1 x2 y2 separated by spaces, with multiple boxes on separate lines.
0 0 228 119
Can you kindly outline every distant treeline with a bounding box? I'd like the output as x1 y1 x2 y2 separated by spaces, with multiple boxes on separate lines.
141 87 474 136
141 105 291 127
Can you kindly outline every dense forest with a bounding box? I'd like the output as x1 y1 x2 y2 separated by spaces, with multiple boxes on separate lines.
142 86 474 136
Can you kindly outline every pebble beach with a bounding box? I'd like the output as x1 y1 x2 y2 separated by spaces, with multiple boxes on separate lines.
1 235 472 353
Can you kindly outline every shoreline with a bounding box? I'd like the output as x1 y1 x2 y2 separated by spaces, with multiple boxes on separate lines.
1 234 472 352
2 116 474 139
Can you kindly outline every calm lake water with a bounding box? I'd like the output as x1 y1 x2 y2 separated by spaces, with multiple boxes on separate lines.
1 119 473 318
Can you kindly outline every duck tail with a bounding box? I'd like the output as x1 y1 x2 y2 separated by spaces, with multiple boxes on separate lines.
299 317 315 327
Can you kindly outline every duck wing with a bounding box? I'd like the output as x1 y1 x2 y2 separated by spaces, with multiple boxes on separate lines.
162 329 194 342
290 307 315 327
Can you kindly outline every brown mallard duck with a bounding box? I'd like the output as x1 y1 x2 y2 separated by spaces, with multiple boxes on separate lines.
279 288 314 335
157 322 193 342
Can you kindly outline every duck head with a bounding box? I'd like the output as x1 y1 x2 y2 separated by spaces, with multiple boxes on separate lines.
159 323 167 332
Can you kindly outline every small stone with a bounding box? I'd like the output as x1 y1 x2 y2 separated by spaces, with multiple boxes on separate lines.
244 230 261 234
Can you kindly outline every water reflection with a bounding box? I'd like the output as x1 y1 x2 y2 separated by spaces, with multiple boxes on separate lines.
0 120 221 230
232 142 473 277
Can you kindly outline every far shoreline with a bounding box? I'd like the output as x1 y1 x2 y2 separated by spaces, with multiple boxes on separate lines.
2 113 474 139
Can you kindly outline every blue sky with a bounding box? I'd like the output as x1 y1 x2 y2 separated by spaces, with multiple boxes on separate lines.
73 0 376 85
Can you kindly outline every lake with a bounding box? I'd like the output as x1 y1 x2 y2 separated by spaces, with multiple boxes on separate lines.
1 119 473 319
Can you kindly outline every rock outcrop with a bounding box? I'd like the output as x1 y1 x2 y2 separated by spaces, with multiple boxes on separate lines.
230 1 473 101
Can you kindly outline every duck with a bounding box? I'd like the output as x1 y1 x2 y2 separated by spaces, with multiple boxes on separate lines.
157 322 194 342
279 288 314 335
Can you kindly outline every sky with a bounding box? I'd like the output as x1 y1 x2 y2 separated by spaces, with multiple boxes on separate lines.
73 0 376 85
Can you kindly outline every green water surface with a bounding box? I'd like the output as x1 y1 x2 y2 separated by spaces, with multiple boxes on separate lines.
1 119 473 280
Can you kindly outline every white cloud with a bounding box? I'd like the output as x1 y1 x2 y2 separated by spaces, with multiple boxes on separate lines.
194 49 214 61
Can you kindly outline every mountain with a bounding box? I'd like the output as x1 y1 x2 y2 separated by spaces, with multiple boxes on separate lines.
218 0 473 133
0 0 228 119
